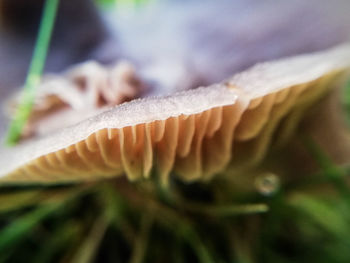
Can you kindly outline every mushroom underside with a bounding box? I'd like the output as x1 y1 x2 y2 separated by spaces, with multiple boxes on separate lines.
1 44 350 185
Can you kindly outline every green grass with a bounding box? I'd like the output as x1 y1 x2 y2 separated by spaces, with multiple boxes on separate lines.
5 0 59 145
95 0 154 9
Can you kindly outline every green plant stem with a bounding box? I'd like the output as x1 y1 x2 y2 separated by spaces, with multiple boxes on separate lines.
181 203 269 217
302 135 350 198
0 204 60 252
342 79 350 127
71 215 109 263
129 213 153 263
5 0 59 145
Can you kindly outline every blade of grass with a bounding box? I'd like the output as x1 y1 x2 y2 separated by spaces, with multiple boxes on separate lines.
5 0 59 145
129 213 153 263
182 203 269 217
96 0 154 10
33 221 80 263
0 185 89 214
301 135 350 197
70 214 109 263
289 193 350 241
181 224 215 263
0 190 41 213
0 203 60 253
342 79 350 127
97 184 137 246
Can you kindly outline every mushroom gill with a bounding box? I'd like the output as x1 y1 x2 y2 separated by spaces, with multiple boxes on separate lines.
1 44 350 185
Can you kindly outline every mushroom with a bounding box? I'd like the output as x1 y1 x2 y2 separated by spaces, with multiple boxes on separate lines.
1 44 350 185
6 60 145 139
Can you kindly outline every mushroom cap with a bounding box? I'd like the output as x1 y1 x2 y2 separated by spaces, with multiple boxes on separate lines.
1 44 350 185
